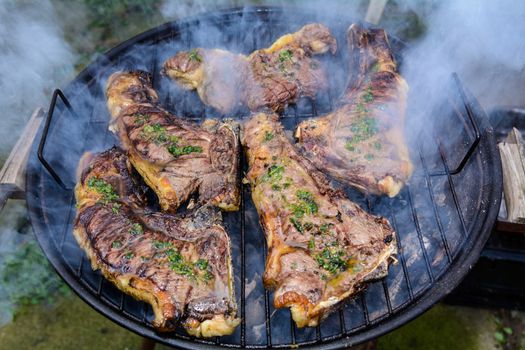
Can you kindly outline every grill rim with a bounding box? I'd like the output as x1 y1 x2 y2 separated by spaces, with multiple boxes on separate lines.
25 6 503 349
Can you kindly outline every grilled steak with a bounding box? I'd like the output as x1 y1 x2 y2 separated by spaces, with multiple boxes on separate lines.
163 23 337 114
295 24 412 197
242 113 397 327
74 147 239 336
106 71 240 212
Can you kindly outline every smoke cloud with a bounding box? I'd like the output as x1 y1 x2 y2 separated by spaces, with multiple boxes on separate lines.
0 0 76 160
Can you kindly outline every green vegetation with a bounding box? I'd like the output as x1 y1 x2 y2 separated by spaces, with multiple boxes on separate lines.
1 240 70 309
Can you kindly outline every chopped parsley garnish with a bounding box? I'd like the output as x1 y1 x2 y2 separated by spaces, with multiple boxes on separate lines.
278 49 293 62
262 164 285 183
290 217 303 233
355 102 367 114
291 262 298 270
152 240 173 250
345 117 380 154
365 153 375 161
295 190 318 216
167 144 203 157
124 252 134 260
362 86 374 103
133 114 150 125
111 203 121 214
314 247 348 274
203 271 213 281
87 177 119 204
371 62 381 72
308 237 315 250
189 49 202 62
195 258 208 270
140 122 202 158
112 240 122 249
271 183 281 191
129 223 144 235
373 141 382 150
165 249 212 282
319 223 331 233
303 222 314 231
264 131 274 142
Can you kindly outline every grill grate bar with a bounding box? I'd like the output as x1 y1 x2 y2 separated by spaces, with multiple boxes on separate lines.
262 236 272 347
339 309 346 334
388 207 414 301
360 296 370 326
406 186 435 283
418 148 453 263
438 144 469 246
239 155 247 347
382 280 393 315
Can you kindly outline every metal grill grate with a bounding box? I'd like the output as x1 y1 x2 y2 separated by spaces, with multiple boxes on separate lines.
26 7 502 349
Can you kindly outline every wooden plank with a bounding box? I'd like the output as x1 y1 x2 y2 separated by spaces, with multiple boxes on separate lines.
498 127 525 223
0 108 44 209
365 0 389 25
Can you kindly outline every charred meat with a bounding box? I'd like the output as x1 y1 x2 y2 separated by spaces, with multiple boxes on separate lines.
74 147 239 336
242 113 397 327
295 24 412 197
106 71 240 212
163 23 337 113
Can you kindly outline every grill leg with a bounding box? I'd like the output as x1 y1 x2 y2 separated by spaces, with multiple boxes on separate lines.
140 338 156 350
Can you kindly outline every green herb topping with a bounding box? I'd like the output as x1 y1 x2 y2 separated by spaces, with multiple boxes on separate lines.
87 177 119 204
152 240 173 250
189 49 202 62
141 123 169 144
264 131 274 142
124 252 134 260
362 86 374 103
129 223 144 235
112 240 122 249
165 249 212 282
314 247 348 275
167 144 203 157
133 114 150 125
262 164 285 183
290 217 303 233
279 49 293 62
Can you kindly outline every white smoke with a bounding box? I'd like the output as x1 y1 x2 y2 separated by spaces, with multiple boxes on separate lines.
399 0 525 109
0 0 76 160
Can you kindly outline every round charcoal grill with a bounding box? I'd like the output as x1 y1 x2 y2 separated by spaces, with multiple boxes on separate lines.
26 7 502 349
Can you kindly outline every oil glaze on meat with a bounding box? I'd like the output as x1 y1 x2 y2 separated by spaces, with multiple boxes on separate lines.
163 23 337 114
73 148 239 336
106 71 240 212
242 113 397 327
295 24 412 197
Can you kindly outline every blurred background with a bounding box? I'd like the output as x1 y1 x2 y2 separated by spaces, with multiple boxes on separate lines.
0 0 524 349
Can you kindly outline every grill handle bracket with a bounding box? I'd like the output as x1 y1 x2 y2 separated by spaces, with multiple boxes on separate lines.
37 89 76 190
429 73 482 177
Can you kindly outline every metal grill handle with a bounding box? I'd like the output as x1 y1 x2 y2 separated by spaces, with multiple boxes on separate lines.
429 73 482 177
37 89 75 190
